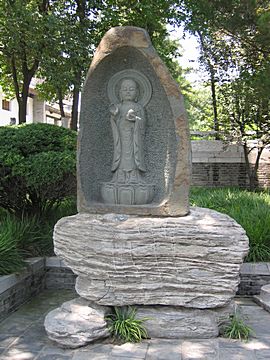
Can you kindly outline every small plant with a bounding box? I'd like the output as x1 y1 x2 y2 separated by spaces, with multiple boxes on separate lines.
106 306 149 343
222 311 254 341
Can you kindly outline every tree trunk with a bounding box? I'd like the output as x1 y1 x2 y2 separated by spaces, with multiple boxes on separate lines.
18 90 29 124
209 68 219 139
57 88 66 118
243 143 264 190
70 73 81 131
197 31 220 139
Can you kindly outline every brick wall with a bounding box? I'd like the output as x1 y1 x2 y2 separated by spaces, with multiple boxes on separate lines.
191 140 270 189
0 258 46 321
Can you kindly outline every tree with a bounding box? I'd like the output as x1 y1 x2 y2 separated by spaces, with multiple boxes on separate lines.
37 0 181 130
218 68 270 189
0 0 59 124
173 0 270 188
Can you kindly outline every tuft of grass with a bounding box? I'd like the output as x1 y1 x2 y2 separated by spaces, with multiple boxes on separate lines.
222 311 254 341
106 306 149 343
190 187 270 262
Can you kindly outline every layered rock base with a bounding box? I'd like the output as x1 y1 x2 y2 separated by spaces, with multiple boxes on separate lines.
45 207 249 346
54 207 249 308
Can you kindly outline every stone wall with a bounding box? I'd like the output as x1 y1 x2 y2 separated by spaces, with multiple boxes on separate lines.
0 258 46 321
191 140 270 189
238 263 270 296
45 257 77 290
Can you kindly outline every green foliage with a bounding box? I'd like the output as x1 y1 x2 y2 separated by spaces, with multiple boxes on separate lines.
222 311 254 341
184 84 214 131
190 187 270 262
0 196 76 275
106 307 149 343
0 123 76 217
0 0 60 123
0 214 26 275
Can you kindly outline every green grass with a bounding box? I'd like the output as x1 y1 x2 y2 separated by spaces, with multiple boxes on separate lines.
0 197 76 275
190 187 270 262
106 307 149 343
222 311 254 341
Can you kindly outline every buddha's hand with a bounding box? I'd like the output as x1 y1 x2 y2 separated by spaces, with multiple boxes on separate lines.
126 109 140 122
109 104 119 116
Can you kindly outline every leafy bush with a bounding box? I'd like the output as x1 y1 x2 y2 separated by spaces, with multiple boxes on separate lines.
190 187 270 262
106 307 149 343
0 124 77 217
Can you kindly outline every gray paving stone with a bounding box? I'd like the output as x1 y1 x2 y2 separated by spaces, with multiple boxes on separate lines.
9 339 46 352
37 354 72 360
219 347 256 360
218 338 244 348
0 321 32 336
3 290 270 360
110 357 146 360
240 305 269 319
0 348 39 359
110 342 149 358
255 349 270 359
146 339 182 360
0 334 17 348
38 344 74 356
72 344 113 359
181 339 218 360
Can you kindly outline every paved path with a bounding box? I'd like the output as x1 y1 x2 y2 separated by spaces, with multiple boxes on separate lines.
1 290 270 359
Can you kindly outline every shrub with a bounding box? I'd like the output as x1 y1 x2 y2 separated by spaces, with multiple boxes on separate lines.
106 307 149 343
0 124 77 217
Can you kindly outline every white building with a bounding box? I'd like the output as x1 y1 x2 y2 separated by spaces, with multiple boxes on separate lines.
0 87 71 127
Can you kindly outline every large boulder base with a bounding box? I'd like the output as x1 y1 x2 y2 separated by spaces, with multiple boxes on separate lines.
136 301 237 339
44 298 110 348
53 207 249 308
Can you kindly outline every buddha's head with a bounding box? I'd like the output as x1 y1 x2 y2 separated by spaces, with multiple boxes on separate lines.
119 78 137 102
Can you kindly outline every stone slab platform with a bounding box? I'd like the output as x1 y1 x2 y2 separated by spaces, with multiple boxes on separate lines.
0 290 270 359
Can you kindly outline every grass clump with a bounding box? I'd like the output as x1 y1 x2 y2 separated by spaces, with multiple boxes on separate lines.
222 311 254 341
106 306 149 343
190 187 270 262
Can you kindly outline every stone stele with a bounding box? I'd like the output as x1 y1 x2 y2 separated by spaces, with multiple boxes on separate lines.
78 26 191 216
44 298 110 348
53 207 249 308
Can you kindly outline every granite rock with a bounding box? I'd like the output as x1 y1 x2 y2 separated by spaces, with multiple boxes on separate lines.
78 26 191 216
53 207 249 308
44 298 110 348
136 306 219 338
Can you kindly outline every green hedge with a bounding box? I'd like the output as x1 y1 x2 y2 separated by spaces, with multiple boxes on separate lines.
0 123 77 217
